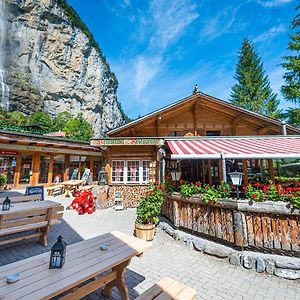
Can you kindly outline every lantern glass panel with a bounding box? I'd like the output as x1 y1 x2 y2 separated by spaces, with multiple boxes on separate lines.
98 167 108 185
229 172 243 186
2 197 10 211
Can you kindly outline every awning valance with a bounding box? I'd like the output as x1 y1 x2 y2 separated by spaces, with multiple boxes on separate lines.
166 137 300 159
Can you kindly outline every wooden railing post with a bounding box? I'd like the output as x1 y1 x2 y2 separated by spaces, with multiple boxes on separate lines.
173 200 180 228
233 210 248 248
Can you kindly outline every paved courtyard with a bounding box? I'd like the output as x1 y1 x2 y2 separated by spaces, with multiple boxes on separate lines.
1 191 300 299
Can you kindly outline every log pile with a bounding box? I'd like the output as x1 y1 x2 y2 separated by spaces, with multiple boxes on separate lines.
107 185 148 207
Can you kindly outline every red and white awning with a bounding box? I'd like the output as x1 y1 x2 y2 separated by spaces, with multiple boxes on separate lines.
166 137 300 159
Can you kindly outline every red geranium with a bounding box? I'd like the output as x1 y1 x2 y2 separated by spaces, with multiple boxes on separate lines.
252 194 257 199
195 181 201 187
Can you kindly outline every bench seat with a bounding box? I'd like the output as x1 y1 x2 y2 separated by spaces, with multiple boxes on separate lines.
0 194 41 204
47 184 65 196
136 277 196 300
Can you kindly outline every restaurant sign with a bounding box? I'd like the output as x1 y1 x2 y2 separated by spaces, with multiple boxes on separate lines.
91 138 163 146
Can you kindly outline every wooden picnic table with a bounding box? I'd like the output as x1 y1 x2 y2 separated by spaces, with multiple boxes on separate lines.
0 231 152 300
0 200 64 246
61 180 84 197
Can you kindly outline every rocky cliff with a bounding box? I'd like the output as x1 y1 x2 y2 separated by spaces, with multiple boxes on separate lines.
4 0 125 136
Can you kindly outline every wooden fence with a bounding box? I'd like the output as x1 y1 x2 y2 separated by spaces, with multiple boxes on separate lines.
161 193 300 255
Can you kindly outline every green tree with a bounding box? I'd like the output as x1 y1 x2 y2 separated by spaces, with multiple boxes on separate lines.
285 108 300 127
52 112 72 131
230 38 281 118
26 111 53 131
63 113 94 141
281 2 300 104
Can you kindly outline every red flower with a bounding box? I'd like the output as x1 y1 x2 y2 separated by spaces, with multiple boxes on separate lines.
179 179 185 184
154 180 158 185
223 188 227 192
149 189 154 194
255 182 261 187
159 184 163 189
293 193 298 197
252 194 257 199
195 181 201 187
242 186 247 191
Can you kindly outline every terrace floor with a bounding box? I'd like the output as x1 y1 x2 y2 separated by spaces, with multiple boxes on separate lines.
0 191 300 299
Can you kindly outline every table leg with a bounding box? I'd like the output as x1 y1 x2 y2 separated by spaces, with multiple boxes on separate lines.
101 259 131 300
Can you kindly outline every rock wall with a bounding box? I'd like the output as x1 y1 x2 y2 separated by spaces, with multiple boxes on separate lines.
4 0 125 136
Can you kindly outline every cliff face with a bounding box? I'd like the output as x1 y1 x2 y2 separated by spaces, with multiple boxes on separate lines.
4 0 125 136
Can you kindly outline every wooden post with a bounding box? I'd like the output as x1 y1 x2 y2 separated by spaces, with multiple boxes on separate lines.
105 148 111 185
268 159 275 182
208 159 212 186
233 210 247 248
13 153 21 187
64 155 70 181
89 156 94 182
276 161 281 177
47 155 54 185
260 159 265 182
78 156 82 179
218 159 223 183
242 160 248 186
173 200 180 228
30 152 41 185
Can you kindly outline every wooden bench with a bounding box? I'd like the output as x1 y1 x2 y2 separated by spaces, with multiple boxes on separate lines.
46 184 65 196
136 277 196 300
0 231 151 300
0 194 42 204
0 200 64 247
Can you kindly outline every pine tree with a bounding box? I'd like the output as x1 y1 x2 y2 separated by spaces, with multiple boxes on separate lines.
285 108 300 127
230 38 281 118
281 2 300 104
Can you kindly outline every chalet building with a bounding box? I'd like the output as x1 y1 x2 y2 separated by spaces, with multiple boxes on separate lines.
91 91 300 206
0 130 103 187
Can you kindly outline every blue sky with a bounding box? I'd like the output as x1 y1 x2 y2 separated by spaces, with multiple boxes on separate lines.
68 0 298 119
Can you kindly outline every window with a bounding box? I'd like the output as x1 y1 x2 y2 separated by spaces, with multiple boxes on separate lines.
112 161 124 183
111 160 152 184
127 161 139 182
143 161 151 181
206 130 221 136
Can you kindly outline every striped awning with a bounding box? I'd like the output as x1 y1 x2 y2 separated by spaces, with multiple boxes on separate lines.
166 137 300 159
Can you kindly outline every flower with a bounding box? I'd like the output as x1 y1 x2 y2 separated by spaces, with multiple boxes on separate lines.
179 179 185 184
243 186 247 191
255 182 261 187
195 181 201 187
153 180 158 185
252 194 257 199
223 188 227 192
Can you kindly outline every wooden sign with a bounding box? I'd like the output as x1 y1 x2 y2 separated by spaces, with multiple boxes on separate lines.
91 138 163 146
25 185 44 201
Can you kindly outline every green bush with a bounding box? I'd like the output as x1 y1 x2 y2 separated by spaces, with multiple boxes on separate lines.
0 174 7 186
136 184 164 225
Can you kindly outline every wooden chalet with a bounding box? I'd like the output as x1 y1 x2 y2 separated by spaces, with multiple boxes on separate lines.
91 91 300 206
0 130 103 187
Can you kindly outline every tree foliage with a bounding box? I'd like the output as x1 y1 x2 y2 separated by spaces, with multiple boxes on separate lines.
230 38 281 119
285 108 300 127
63 113 94 141
26 112 53 131
281 1 300 103
52 112 72 131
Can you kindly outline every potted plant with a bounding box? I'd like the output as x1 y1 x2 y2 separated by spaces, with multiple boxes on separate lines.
0 174 7 192
135 183 164 241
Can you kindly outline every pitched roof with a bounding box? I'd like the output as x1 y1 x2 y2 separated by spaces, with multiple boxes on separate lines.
107 92 300 135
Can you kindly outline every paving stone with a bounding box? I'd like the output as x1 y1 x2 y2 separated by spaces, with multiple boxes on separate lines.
1 191 300 300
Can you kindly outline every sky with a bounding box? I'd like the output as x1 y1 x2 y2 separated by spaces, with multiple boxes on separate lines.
68 0 298 120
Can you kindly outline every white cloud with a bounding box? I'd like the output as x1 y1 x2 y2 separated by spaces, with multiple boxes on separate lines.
199 6 243 41
257 0 293 7
253 24 286 42
149 0 199 51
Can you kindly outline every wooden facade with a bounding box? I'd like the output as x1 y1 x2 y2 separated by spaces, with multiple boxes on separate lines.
0 131 102 187
90 92 300 204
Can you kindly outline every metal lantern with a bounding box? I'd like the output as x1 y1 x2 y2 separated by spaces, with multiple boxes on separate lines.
98 167 108 186
49 236 67 269
2 196 10 211
229 171 244 200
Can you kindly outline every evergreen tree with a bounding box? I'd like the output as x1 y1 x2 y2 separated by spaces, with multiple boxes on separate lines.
27 111 53 131
281 2 300 104
63 113 94 141
285 108 300 127
52 112 72 131
230 38 281 118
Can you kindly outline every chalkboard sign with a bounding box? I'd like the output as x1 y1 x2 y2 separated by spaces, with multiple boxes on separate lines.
25 185 44 201
70 168 78 180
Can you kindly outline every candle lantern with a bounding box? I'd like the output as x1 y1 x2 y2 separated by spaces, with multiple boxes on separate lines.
229 171 244 200
49 236 67 269
2 196 10 211
98 167 108 186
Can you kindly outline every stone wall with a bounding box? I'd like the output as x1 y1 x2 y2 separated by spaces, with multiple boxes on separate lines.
107 185 148 208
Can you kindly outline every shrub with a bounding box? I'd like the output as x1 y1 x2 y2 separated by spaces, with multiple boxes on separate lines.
136 183 164 225
0 174 7 186
179 181 202 198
